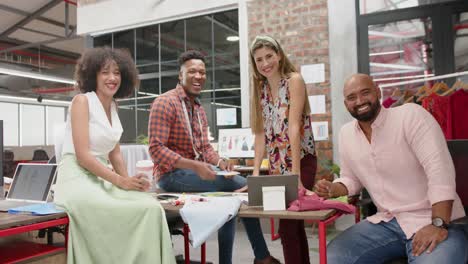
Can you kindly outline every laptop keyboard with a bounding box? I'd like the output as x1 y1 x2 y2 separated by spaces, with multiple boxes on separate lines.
0 201 38 212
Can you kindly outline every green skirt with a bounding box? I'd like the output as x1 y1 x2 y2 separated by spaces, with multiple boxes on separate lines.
54 154 175 264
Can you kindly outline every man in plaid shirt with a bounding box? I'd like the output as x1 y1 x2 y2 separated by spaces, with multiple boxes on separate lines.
148 50 279 264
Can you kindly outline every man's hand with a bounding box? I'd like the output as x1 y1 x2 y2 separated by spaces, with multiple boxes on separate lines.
411 224 448 256
314 179 333 198
194 162 216 181
218 159 233 171
234 186 248 192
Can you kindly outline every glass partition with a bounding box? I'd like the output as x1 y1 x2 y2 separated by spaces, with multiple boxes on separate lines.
93 9 240 142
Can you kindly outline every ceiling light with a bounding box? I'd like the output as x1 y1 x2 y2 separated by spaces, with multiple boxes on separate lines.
226 36 239 42
370 63 425 71
0 67 75 85
369 50 404 56
374 74 434 82
0 94 70 106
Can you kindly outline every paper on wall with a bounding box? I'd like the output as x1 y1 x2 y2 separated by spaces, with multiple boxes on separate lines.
301 63 325 84
216 108 237 126
311 121 328 141
308 95 326 114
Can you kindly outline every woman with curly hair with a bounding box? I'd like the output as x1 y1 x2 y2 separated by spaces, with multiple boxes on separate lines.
54 47 175 264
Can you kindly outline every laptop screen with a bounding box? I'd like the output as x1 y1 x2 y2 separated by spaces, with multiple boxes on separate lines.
7 164 57 201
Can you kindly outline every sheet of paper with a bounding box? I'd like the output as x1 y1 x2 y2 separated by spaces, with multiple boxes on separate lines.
308 95 326 114
300 63 325 84
311 121 329 141
216 108 237 126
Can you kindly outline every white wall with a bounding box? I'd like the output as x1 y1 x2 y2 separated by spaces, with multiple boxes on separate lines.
328 0 358 163
77 0 239 35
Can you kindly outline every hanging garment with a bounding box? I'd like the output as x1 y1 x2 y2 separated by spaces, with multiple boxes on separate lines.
422 93 450 139
447 89 468 139
287 189 356 214
382 97 397 108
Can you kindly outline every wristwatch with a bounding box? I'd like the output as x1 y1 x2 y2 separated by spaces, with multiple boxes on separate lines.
432 217 449 229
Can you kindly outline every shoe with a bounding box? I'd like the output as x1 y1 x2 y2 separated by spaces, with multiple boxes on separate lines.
253 255 281 264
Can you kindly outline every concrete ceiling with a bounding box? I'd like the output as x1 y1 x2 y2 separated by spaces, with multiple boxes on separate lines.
0 0 83 101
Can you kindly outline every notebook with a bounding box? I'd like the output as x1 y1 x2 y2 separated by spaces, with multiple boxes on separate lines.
247 174 298 207
8 203 64 215
0 163 57 212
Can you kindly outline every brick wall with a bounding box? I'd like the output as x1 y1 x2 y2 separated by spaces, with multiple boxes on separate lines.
247 0 333 179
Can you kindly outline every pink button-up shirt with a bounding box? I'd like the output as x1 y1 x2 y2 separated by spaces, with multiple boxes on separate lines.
335 103 465 238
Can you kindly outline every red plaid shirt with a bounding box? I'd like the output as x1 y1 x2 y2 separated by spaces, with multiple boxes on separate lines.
149 84 219 178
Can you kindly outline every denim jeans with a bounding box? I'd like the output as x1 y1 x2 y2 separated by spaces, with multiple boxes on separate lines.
327 218 468 264
158 168 270 264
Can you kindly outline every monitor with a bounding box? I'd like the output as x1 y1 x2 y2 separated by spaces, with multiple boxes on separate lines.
218 128 255 158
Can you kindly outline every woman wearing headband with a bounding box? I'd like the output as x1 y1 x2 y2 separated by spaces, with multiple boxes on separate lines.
249 35 317 264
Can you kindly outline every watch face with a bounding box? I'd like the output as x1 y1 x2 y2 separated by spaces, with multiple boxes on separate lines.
432 218 444 227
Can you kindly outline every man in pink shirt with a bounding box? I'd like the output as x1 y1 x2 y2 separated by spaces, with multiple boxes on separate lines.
315 74 467 263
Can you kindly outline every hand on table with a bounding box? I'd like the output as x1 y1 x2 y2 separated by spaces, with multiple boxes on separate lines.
314 179 333 198
218 159 233 171
195 162 216 181
234 186 248 193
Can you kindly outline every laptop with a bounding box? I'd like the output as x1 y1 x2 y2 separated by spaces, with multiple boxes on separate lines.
247 175 298 207
0 163 57 212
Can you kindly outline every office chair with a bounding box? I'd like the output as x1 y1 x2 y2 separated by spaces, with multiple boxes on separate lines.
2 150 15 178
32 149 49 161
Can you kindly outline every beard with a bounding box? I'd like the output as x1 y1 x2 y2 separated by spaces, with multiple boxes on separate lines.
349 100 381 122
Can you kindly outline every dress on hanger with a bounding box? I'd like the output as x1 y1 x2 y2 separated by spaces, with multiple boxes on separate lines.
447 89 468 139
422 93 450 139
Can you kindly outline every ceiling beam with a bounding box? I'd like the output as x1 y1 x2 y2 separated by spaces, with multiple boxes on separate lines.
0 0 64 39
19 27 64 39
1 37 80 59
0 34 81 55
0 3 75 31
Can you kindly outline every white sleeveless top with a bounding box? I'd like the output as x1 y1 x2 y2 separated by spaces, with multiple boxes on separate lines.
62 91 123 158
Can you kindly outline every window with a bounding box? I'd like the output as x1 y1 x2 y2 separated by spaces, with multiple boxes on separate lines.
21 104 45 146
0 102 19 146
93 9 241 142
46 106 66 145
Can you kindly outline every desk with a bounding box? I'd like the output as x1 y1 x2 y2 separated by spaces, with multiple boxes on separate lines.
0 212 69 263
163 201 342 264
238 205 341 264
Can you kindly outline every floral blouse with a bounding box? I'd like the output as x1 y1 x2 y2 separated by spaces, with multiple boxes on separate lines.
261 77 316 175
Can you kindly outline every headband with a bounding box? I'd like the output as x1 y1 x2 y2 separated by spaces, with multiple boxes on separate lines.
250 35 279 54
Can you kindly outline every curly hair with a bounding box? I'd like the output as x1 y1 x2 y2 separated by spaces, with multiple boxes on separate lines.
178 50 206 68
74 47 139 99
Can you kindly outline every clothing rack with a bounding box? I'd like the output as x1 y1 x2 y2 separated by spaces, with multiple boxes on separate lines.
379 70 468 89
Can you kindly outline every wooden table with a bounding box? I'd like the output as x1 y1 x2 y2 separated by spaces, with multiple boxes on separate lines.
162 201 342 264
238 205 341 264
0 212 69 263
